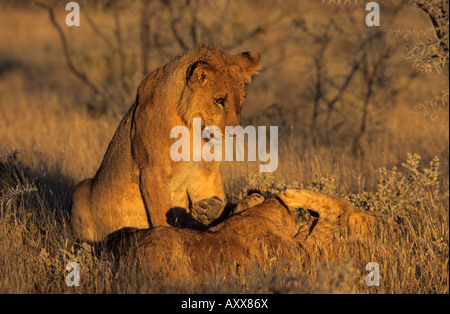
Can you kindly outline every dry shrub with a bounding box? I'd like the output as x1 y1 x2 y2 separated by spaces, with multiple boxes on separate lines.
0 150 448 293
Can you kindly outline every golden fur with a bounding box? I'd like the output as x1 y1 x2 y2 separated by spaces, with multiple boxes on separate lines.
71 47 260 241
105 189 375 283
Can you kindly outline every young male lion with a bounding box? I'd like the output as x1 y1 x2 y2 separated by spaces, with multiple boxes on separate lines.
71 47 260 241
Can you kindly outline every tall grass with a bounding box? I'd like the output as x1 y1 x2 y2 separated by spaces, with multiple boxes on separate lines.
1 150 448 293
0 2 448 293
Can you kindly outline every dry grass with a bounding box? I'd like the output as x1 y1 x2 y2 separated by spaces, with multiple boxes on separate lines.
0 1 448 293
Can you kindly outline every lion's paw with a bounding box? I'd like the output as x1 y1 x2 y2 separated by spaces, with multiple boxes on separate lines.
191 196 226 226
235 193 265 214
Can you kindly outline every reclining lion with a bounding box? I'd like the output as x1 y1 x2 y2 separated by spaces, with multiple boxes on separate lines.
104 189 375 283
71 47 260 241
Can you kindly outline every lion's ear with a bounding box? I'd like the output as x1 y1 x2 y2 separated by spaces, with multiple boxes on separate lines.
186 60 213 86
235 51 260 83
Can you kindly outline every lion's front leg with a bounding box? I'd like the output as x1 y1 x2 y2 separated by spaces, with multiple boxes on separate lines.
278 189 375 240
190 192 265 226
140 167 174 228
187 166 227 226
279 189 355 220
234 193 265 214
191 196 226 226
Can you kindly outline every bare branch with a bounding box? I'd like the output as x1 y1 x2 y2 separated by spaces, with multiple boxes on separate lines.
161 0 190 50
223 12 288 51
415 0 449 55
140 0 151 75
34 1 103 95
82 1 115 51
113 7 130 95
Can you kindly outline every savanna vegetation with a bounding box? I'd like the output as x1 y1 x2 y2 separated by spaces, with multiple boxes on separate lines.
0 0 448 293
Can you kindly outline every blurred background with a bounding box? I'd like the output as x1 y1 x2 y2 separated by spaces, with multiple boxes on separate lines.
0 0 448 197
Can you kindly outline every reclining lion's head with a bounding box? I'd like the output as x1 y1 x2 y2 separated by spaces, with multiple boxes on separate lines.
178 47 260 135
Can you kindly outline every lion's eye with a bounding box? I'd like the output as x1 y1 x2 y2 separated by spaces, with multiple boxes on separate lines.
215 97 226 107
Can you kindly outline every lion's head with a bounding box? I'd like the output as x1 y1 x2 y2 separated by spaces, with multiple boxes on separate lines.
177 47 260 136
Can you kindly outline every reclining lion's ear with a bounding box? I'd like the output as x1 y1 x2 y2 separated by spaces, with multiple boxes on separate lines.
234 51 260 83
186 60 214 87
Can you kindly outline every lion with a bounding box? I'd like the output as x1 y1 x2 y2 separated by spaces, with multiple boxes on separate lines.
104 189 375 283
70 47 260 241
